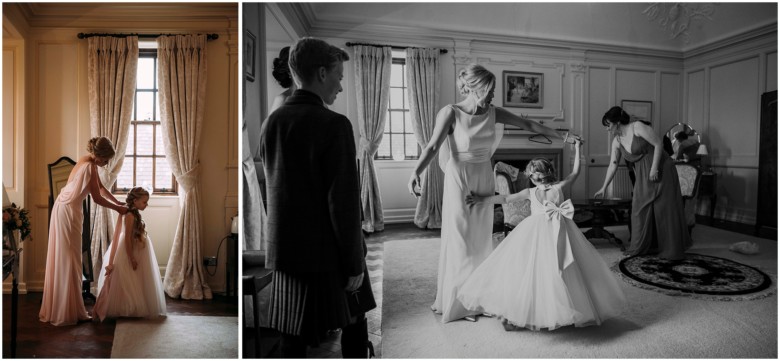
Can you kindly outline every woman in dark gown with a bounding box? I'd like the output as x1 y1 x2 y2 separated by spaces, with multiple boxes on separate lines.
595 106 692 260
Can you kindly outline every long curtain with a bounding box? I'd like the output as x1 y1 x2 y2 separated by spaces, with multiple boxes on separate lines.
406 48 442 229
87 36 138 278
157 35 212 300
354 45 392 232
242 119 266 251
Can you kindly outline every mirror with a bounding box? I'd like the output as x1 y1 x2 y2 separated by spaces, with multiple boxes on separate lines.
48 157 95 303
664 123 702 165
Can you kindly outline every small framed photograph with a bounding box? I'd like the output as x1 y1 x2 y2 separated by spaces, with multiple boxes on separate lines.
244 30 256 82
503 71 543 108
621 100 653 123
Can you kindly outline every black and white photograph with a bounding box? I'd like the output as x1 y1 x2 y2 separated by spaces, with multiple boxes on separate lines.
249 2 776 359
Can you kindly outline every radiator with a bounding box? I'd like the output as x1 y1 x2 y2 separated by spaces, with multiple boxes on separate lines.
608 166 633 199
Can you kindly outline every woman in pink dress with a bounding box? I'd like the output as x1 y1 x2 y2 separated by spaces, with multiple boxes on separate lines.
39 137 128 326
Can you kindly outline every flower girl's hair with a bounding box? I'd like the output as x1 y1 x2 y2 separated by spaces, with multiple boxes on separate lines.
524 158 557 185
125 187 149 248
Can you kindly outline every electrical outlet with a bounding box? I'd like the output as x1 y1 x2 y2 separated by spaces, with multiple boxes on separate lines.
203 256 217 267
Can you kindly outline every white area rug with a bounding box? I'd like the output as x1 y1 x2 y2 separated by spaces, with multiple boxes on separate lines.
382 225 777 358
111 315 238 358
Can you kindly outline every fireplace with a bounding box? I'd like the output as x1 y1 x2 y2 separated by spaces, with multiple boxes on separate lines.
492 148 563 191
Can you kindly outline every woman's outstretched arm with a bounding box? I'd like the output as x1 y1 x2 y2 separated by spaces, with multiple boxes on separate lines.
595 138 622 198
408 106 456 196
88 164 128 214
494 107 563 140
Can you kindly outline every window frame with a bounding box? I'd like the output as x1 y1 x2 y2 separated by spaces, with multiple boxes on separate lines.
112 49 178 195
375 55 420 161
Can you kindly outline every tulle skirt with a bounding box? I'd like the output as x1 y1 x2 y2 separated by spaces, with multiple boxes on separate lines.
458 215 625 331
95 235 167 320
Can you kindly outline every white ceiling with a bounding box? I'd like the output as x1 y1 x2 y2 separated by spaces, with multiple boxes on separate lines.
274 2 777 53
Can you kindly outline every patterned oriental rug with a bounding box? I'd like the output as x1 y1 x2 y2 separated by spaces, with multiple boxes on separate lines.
615 253 775 301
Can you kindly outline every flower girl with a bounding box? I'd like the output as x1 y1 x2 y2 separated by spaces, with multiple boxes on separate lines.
94 187 166 321
458 139 625 331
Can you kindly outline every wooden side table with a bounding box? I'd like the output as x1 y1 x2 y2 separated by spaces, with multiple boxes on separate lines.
697 172 717 219
573 199 632 251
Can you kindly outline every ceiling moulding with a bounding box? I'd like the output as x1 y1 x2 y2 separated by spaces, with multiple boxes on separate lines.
280 3 312 37
307 21 684 62
683 23 777 59
19 3 237 29
266 3 304 41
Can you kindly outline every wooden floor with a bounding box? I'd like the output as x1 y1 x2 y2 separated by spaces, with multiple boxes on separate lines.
2 292 237 358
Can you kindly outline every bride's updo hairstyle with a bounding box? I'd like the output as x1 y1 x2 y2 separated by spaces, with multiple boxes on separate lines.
457 64 495 96
602 106 631 127
125 186 149 247
87 136 116 160
524 157 557 185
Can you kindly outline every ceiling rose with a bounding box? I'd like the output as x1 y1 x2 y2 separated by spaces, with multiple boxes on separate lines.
643 3 717 43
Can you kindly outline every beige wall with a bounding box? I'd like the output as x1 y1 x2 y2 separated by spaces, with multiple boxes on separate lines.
5 5 238 293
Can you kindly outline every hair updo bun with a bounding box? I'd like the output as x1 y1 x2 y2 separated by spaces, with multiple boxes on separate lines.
524 157 557 185
272 47 293 89
456 64 495 96
87 136 116 160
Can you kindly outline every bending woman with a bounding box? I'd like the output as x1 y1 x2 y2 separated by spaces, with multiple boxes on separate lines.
595 106 691 260
39 137 128 326
408 64 568 323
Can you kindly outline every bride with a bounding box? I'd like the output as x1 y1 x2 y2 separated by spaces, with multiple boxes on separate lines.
408 64 566 323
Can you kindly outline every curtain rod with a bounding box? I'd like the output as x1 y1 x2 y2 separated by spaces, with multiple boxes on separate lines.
77 33 219 40
345 42 447 54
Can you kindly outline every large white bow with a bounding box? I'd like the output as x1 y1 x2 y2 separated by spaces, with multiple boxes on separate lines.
543 199 574 271
544 199 574 221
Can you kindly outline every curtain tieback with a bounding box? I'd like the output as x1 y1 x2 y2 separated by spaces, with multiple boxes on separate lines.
359 137 379 156
177 164 200 191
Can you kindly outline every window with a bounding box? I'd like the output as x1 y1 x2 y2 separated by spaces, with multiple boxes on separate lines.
375 51 419 161
113 49 177 194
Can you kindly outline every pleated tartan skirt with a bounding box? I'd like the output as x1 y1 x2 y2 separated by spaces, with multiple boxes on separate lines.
269 270 352 345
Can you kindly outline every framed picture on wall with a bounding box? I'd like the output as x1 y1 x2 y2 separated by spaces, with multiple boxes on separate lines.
621 100 653 123
244 30 256 82
503 71 543 108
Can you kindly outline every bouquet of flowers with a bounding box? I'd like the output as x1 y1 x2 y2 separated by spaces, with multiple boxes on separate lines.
3 203 31 242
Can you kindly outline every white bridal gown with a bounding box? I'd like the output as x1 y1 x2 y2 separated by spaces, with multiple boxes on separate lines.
432 104 503 323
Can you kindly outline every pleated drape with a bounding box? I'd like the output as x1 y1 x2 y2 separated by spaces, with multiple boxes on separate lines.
87 36 137 278
353 46 392 232
157 35 212 300
406 48 443 229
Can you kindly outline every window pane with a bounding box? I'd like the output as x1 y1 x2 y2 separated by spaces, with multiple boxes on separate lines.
389 88 404 109
391 135 404 158
137 58 155 89
383 111 390 133
137 124 154 156
125 128 135 155
116 158 134 190
403 88 409 107
155 157 173 190
155 125 165 154
390 111 403 133
404 111 414 134
377 136 390 158
136 92 154 120
155 92 161 121
136 157 153 189
405 134 418 157
390 63 403 87
400 64 406 87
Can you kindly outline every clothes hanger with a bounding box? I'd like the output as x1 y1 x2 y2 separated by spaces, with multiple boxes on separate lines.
529 133 552 144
